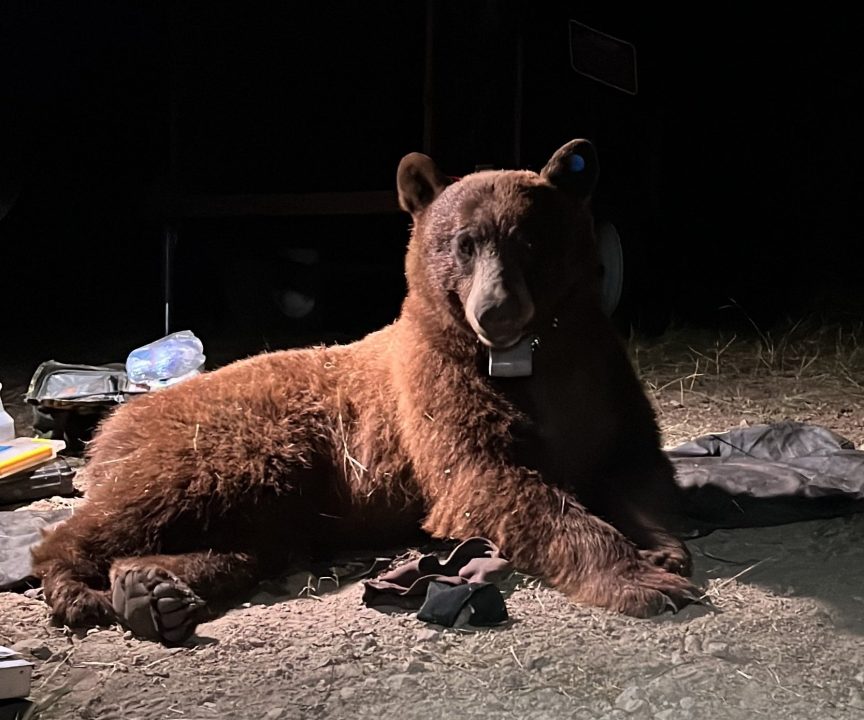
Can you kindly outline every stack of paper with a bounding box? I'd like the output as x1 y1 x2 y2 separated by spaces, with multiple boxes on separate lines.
0 438 73 505
0 439 66 481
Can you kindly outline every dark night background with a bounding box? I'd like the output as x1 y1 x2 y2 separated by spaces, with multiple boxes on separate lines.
2 1 864 370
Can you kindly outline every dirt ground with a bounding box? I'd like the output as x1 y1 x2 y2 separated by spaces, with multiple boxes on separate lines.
2 324 864 720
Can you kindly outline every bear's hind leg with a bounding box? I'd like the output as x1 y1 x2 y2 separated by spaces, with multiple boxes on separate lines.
109 552 260 644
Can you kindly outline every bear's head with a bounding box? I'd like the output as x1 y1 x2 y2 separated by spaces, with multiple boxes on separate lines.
397 139 602 351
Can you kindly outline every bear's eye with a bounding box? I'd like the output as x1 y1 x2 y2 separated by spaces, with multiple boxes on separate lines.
452 232 475 262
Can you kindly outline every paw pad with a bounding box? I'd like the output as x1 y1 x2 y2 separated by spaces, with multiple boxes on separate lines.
111 568 206 644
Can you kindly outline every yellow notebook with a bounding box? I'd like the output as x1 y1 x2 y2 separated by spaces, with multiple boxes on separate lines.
0 438 66 480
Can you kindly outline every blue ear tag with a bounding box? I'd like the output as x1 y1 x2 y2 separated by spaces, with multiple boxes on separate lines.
569 154 586 173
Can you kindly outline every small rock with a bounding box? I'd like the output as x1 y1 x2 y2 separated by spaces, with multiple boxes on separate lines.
67 668 100 692
46 650 70 663
404 660 426 674
600 710 629 719
671 664 700 680
123 630 134 641
682 635 702 654
679 697 695 710
524 654 551 671
849 689 864 710
531 687 561 706
86 627 100 636
704 641 729 657
415 628 438 642
501 673 522 689
340 665 363 680
385 673 415 691
855 670 864 684
263 709 285 720
339 687 356 701
34 648 53 661
9 640 52 661
615 686 647 714
620 699 647 715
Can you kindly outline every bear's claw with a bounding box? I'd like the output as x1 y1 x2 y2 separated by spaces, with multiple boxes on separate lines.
618 565 701 617
639 544 692 576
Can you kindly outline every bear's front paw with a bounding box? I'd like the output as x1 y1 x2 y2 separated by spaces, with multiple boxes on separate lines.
111 567 206 644
615 564 701 617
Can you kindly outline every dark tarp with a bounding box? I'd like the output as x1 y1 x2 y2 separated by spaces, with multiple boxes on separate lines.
669 421 864 536
0 508 72 591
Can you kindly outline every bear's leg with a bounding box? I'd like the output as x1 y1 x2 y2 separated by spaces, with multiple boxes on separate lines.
422 473 700 617
596 496 692 576
34 516 116 628
603 464 693 576
109 552 260 644
38 556 114 629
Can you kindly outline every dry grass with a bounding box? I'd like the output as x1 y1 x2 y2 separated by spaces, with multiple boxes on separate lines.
629 318 864 447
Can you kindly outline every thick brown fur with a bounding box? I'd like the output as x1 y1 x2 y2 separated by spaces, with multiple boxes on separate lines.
32 140 697 641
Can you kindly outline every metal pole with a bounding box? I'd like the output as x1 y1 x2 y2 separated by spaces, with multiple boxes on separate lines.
163 225 177 335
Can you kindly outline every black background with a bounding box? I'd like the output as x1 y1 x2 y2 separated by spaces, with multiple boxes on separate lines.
2 2 864 367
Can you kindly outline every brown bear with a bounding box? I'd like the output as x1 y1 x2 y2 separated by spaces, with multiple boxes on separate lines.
32 140 697 643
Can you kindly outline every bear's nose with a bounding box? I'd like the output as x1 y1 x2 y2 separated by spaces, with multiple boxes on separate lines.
476 292 527 341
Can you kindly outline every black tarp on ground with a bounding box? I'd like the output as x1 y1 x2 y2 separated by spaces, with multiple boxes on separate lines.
669 421 864 536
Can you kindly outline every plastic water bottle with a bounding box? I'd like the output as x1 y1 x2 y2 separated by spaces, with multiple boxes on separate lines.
126 330 206 384
0 382 15 441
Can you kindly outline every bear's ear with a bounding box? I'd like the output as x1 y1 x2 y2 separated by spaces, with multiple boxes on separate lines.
540 139 599 202
397 152 450 217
